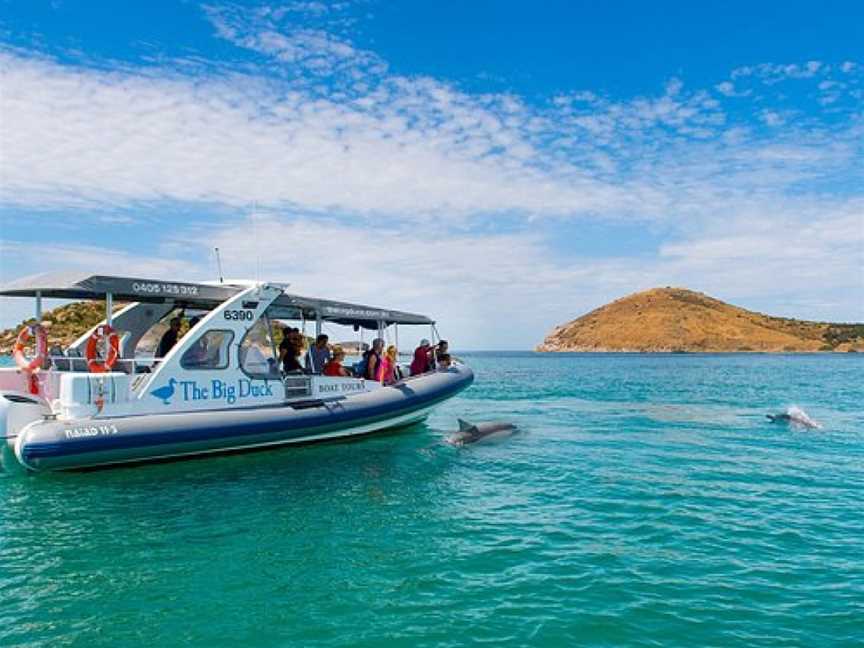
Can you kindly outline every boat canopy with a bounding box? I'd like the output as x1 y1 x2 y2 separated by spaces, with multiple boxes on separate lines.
0 272 433 329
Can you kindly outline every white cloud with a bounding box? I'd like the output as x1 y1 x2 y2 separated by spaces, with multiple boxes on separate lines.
732 61 827 83
203 3 383 76
760 110 784 127
2 40 860 229
714 80 751 98
728 59 864 109
715 81 735 96
665 77 684 96
0 50 637 219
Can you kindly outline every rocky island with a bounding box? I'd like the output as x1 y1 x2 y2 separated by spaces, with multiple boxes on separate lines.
537 288 864 353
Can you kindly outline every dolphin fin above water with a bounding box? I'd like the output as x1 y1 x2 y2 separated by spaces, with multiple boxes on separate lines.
446 419 518 446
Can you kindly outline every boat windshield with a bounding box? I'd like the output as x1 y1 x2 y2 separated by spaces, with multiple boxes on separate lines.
239 317 279 379
181 330 233 370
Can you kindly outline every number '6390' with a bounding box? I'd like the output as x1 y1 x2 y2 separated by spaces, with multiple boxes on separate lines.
224 309 255 321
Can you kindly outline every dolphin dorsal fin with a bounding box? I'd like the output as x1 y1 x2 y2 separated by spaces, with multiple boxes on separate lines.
458 419 474 432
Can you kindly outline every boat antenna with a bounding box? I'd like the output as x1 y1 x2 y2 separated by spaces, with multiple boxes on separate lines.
214 247 224 284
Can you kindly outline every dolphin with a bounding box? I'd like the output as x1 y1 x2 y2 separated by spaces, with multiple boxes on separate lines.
445 419 518 446
766 406 821 429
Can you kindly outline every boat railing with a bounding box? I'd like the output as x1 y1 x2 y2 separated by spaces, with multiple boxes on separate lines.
47 355 160 375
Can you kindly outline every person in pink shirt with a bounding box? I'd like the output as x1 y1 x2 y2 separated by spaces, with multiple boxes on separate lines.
377 345 399 385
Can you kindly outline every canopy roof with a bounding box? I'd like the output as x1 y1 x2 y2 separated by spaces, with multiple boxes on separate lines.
0 272 433 328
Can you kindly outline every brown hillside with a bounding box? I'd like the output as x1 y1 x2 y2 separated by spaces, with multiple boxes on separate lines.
537 288 864 353
0 301 125 354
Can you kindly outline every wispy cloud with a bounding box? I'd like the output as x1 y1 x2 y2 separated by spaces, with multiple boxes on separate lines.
0 46 634 218
2 42 861 223
732 60 825 82
202 2 382 77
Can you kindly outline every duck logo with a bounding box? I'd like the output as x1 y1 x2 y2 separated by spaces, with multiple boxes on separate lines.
150 378 178 405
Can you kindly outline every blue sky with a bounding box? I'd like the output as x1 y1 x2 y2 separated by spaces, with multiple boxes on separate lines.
1 0 862 348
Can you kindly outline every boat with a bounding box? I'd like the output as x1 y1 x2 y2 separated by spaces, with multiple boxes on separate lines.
0 273 473 472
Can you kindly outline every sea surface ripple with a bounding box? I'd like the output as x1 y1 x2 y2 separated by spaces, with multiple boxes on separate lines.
1 353 862 647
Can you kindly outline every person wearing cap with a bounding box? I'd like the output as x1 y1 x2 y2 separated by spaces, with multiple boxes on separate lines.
323 346 351 377
410 339 433 376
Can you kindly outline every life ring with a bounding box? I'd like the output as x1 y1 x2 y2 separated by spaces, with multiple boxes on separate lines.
13 324 48 374
85 324 120 373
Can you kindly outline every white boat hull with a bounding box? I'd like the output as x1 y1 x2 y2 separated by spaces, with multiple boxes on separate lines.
3 366 473 472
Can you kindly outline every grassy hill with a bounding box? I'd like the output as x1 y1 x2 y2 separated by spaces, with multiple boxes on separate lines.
0 301 123 354
537 288 864 353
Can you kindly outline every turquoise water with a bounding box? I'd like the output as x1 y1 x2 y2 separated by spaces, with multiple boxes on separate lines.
1 353 863 647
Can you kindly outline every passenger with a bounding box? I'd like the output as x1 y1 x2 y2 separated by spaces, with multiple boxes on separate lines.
437 353 452 370
377 345 398 385
323 347 351 377
156 316 182 358
291 329 307 371
279 326 303 374
277 324 289 362
363 338 384 380
431 340 448 368
184 334 210 367
305 334 331 374
291 329 306 349
409 339 433 376
48 343 66 371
